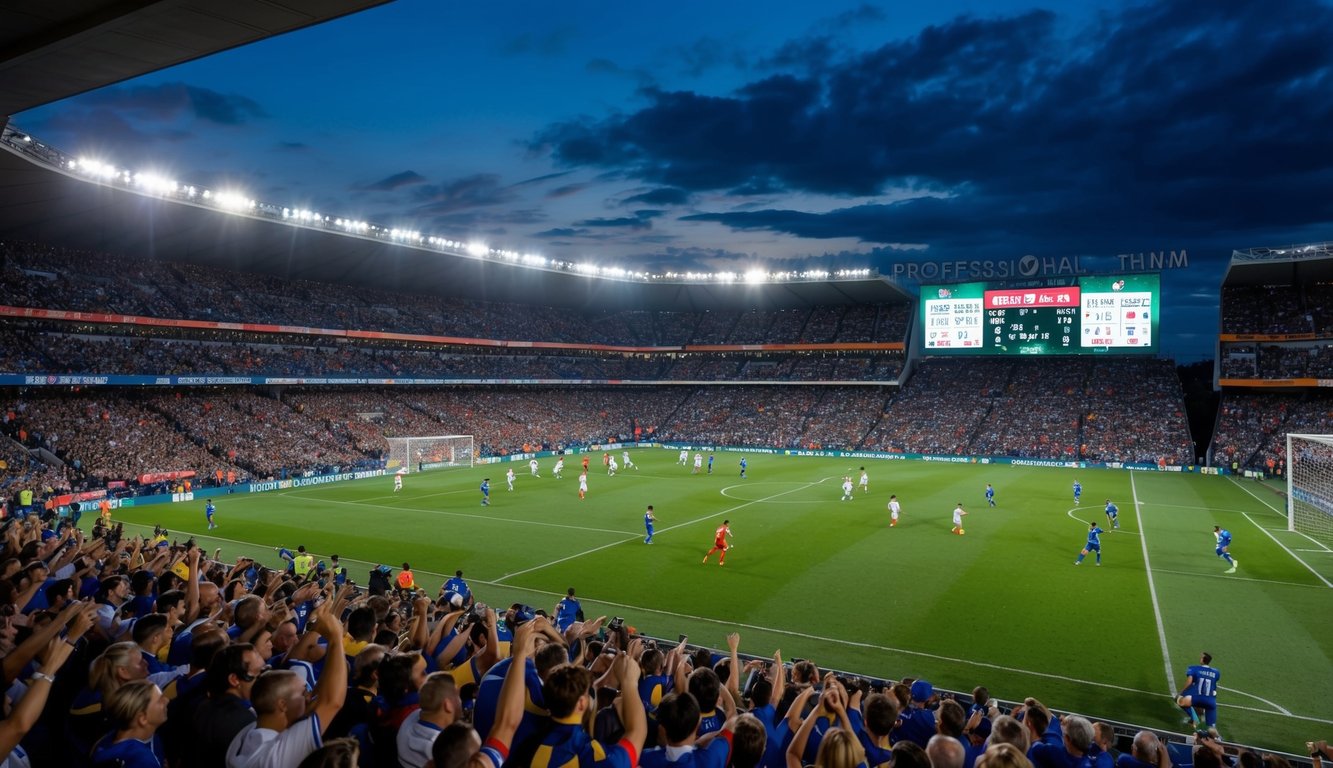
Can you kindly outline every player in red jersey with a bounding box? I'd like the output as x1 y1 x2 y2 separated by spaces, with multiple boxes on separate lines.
702 520 733 566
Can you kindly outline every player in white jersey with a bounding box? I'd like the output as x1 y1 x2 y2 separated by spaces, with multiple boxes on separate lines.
394 473 402 492
529 459 540 477
858 468 869 494
578 470 588 499
506 468 515 491
888 494 901 527
693 453 703 473
553 457 564 478
952 503 968 535
841 476 854 501
608 457 618 475
678 448 689 465
622 451 637 470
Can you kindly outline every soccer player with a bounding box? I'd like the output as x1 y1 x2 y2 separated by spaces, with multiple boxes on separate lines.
622 450 637 470
1104 499 1119 529
480 478 490 506
707 454 714 474
888 494 902 527
1214 526 1238 573
578 470 588 500
1075 521 1104 565
603 452 611 469
644 505 656 544
985 483 996 507
529 459 540 477
608 457 618 476
1176 652 1221 729
840 476 854 501
442 569 471 609
205 500 217 530
859 467 869 494
581 455 590 472
702 520 733 565
1073 479 1082 503
739 457 747 478
554 588 581 632
506 468 516 491
951 503 967 535
394 473 403 493
693 453 703 474
553 457 565 478
678 448 689 465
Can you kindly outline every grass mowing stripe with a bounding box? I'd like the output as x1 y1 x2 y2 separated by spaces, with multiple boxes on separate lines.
1130 470 1175 695
1225 477 1333 587
297 493 640 536
1151 568 1329 589
493 476 833 583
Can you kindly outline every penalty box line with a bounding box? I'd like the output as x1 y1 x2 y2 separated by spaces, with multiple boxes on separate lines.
109 519 1328 726
492 477 833 584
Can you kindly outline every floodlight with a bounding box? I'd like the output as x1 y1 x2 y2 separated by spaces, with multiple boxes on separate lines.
466 242 489 257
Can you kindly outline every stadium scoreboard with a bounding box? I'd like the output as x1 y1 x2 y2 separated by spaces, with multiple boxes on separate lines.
921 274 1160 355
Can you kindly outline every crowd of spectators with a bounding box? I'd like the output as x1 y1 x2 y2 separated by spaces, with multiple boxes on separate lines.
1211 393 1333 472
0 241 911 346
0 506 1298 768
0 362 1196 496
0 326 908 383
1220 282 1333 336
863 359 1194 464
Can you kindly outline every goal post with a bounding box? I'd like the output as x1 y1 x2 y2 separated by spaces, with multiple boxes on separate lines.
1287 433 1333 546
386 435 474 474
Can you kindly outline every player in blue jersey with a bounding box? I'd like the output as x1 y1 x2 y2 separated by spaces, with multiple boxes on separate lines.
1176 652 1221 729
1075 522 1104 565
985 483 996 507
707 454 714 474
480 478 490 507
554 588 581 632
442 569 471 609
1073 480 1082 503
739 456 747 478
1104 499 1119 529
1214 526 1238 573
643 505 656 544
205 500 217 529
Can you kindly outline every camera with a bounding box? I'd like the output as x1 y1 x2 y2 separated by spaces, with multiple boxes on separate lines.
608 616 625 631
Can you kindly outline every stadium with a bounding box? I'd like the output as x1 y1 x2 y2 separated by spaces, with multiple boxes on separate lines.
0 3 1331 768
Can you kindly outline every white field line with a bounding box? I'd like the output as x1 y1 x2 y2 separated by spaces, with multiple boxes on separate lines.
112 514 1329 725
492 476 835 583
1130 470 1175 695
1223 477 1333 588
1225 476 1333 553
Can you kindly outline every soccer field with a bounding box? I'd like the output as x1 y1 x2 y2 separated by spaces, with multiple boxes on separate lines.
115 450 1333 752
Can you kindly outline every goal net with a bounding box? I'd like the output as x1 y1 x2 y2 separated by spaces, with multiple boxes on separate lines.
1287 433 1333 547
386 435 474 474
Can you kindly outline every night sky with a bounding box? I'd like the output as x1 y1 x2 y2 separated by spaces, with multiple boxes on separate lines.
15 0 1333 360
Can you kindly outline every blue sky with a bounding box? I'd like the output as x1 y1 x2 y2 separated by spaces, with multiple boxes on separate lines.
16 0 1333 360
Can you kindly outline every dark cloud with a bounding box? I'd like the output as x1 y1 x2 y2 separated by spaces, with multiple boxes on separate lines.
585 58 657 88
621 187 691 206
533 227 588 238
408 173 517 214
275 141 309 152
355 170 427 192
512 170 575 187
665 37 750 78
817 4 886 31
575 216 652 230
74 82 267 125
546 183 591 199
534 0 1333 252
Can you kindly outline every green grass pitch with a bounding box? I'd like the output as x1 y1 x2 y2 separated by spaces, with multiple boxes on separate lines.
114 450 1332 752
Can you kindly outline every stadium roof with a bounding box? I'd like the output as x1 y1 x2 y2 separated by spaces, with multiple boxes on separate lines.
1223 243 1333 286
0 140 910 311
0 0 395 117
